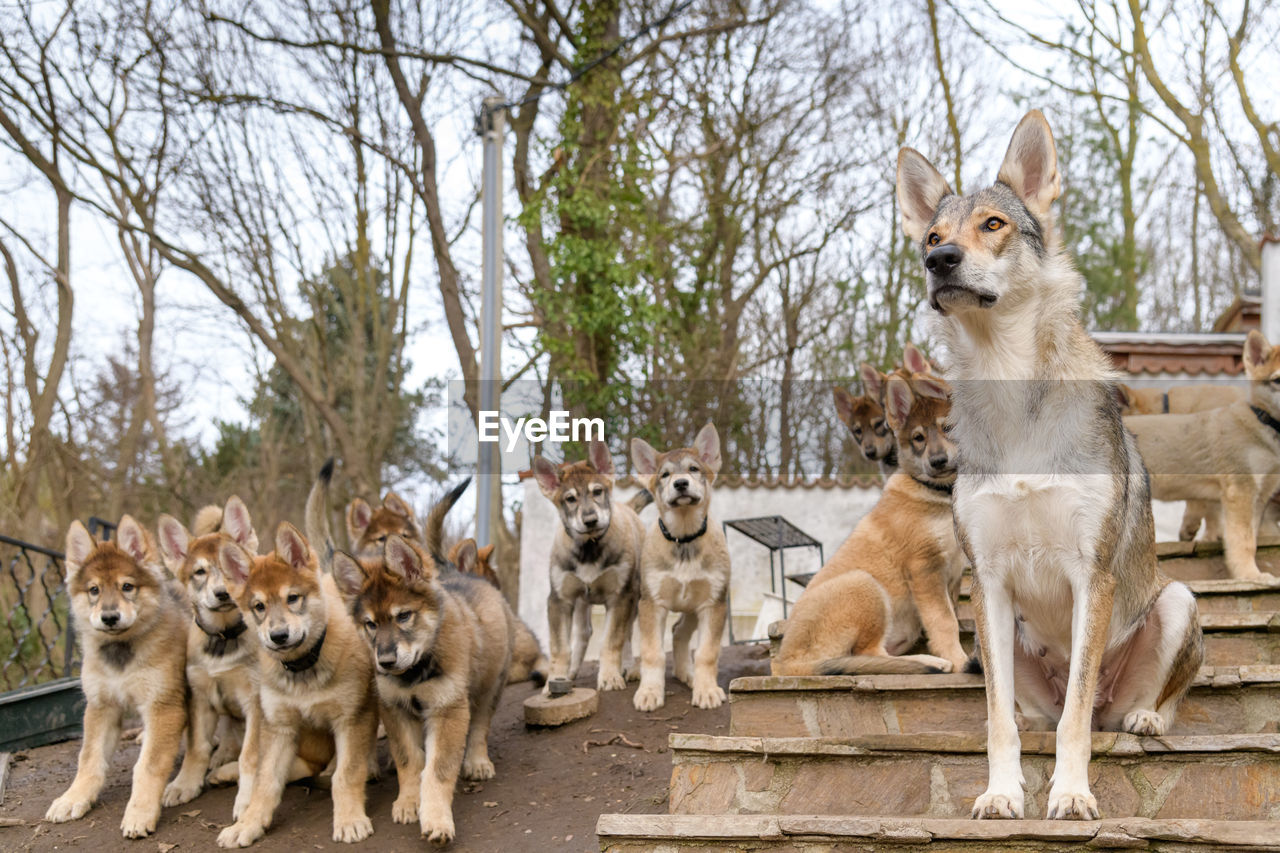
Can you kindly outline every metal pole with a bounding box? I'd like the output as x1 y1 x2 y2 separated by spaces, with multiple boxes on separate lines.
1264 236 1280 346
476 98 505 548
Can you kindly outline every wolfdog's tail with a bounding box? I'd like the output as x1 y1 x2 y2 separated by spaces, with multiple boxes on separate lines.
305 457 337 570
425 477 472 568
816 653 951 675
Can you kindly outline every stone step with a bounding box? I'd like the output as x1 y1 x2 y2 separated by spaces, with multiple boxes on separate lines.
1157 537 1280 582
768 612 1280 668
597 814 1280 852
955 577 1280 620
666 731 1280 821
730 665 1280 738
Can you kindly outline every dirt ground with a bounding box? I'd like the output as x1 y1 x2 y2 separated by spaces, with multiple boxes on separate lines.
0 644 768 853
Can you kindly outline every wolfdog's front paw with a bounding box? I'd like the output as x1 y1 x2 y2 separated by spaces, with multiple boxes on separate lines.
632 683 665 712
1046 789 1098 820
391 792 418 823
1122 709 1166 737
462 754 495 781
971 789 1024 820
232 789 251 821
45 793 93 823
163 776 204 807
208 761 240 786
333 814 373 843
421 811 456 846
691 680 726 709
120 803 159 838
597 668 627 691
218 820 265 848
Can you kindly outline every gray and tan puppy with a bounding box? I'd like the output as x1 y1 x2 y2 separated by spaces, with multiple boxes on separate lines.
897 110 1202 821
630 423 732 711
1127 330 1280 580
46 516 190 838
531 440 645 692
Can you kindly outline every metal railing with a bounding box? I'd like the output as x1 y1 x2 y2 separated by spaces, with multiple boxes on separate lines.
0 534 79 691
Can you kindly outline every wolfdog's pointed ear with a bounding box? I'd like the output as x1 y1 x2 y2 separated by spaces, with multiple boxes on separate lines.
884 376 915 431
223 496 258 553
453 538 479 576
859 363 886 400
218 541 252 597
331 551 368 599
913 375 951 401
383 492 413 521
64 521 96 579
997 110 1061 218
630 438 659 477
156 514 190 573
903 343 930 375
897 148 952 242
116 515 151 565
1244 329 1272 372
587 439 615 478
275 523 312 572
384 535 428 583
531 455 561 497
346 498 373 543
832 387 856 425
693 423 722 475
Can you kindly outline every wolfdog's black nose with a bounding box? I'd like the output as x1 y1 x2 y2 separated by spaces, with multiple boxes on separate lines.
269 629 290 645
100 611 120 627
215 590 231 602
925 244 964 275
929 453 950 469
673 478 689 491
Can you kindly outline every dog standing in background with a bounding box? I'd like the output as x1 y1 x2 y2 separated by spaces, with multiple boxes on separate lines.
897 110 1202 820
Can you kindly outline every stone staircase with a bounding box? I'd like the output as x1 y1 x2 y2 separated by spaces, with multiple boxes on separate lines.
596 543 1280 851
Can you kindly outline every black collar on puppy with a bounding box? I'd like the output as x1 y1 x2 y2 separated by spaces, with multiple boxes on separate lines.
911 476 954 496
281 629 327 674
1162 392 1170 414
195 612 248 657
658 517 707 544
391 652 441 688
1252 406 1280 440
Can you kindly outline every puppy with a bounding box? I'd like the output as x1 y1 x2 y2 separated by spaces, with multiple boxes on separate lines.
215 523 378 847
531 440 645 692
46 516 189 838
774 372 968 675
630 423 731 711
1127 330 1280 579
450 537 550 686
333 535 514 845
346 479 470 562
839 345 934 478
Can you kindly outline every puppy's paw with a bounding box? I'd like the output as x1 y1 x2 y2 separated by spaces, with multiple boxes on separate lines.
632 684 665 712
421 813 456 846
1046 789 1098 820
597 669 627 691
333 815 374 843
218 820 265 848
391 793 419 824
1122 709 1166 737
45 793 92 823
120 804 159 838
208 762 240 786
162 777 203 807
971 789 1024 820
462 755 495 781
691 681 726 709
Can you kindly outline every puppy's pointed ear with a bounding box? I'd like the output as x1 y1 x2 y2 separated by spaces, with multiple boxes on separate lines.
587 439 615 478
116 515 151 565
64 521 96 580
453 538 479 576
832 387 856 426
630 438 659 478
903 343 930 375
859 363 886 401
1244 329 1271 372
384 535 427 583
223 496 258 553
997 110 1061 218
275 523 312 571
156 514 190 573
531 455 561 497
383 492 413 521
884 376 915 431
1114 384 1135 413
913 375 952 401
477 544 495 564
346 498 373 543
693 423 721 475
331 551 368 599
897 147 952 243
218 541 252 599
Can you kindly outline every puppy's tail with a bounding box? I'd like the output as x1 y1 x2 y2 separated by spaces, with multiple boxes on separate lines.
425 476 472 568
628 488 654 513
816 654 951 676
305 458 337 571
192 505 224 537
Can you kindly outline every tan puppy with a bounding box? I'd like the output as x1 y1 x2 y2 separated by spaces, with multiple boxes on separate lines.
333 536 514 846
630 423 731 711
450 537 549 686
157 499 331 816
773 372 967 676
46 516 189 838
215 524 378 848
842 345 934 478
1127 330 1280 580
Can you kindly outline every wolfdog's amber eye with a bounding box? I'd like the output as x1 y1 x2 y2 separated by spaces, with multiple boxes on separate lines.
983 217 1004 231
396 611 412 624
927 233 940 246
88 585 99 596
287 593 300 605
121 582 134 592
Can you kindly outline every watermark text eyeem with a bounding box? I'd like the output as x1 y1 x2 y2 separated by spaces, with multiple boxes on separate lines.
477 410 604 452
